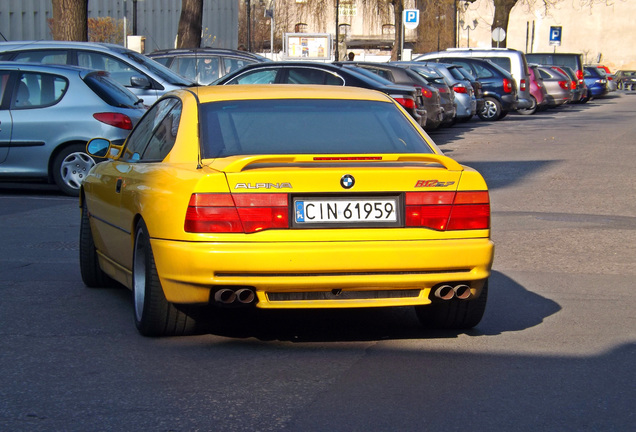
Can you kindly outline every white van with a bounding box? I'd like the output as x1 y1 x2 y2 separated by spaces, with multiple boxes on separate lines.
416 48 533 110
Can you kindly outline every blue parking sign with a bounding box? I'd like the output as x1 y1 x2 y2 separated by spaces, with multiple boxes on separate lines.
550 26 562 46
403 9 419 30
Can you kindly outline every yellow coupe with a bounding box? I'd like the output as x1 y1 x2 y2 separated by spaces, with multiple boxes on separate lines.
80 85 494 336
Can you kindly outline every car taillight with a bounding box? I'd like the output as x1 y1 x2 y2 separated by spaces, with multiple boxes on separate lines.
421 88 433 98
93 112 133 130
576 69 584 82
503 77 512 93
185 193 289 233
405 191 490 231
558 80 569 90
520 79 527 91
570 81 576 90
453 84 468 94
393 97 416 109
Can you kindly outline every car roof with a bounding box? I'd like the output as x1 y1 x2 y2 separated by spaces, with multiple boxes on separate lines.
0 40 128 52
177 84 394 104
148 48 270 61
0 60 96 75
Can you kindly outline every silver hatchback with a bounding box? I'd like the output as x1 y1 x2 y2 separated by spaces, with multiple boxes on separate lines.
0 62 146 195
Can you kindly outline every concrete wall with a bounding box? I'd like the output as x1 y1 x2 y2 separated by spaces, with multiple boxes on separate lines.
456 0 636 70
0 0 238 53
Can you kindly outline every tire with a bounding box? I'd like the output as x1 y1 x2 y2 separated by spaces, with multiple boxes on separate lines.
415 281 488 330
52 144 96 196
79 200 112 288
478 97 502 121
132 220 197 337
517 96 537 115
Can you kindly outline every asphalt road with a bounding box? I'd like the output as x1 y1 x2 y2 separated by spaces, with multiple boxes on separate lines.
1 93 635 431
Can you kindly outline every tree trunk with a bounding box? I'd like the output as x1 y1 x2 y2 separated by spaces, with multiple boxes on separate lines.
177 0 204 48
491 0 519 48
51 0 88 41
390 0 404 61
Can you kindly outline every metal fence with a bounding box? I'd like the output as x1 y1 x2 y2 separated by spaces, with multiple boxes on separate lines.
0 0 238 53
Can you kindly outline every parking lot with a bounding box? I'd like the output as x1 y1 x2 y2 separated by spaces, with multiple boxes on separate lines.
1 92 635 431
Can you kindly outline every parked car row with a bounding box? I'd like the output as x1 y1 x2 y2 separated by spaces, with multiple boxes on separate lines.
0 41 622 196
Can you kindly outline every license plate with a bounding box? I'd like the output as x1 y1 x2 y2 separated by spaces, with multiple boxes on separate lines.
294 197 399 225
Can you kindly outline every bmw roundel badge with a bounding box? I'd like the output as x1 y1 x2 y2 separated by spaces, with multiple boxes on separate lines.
340 174 355 189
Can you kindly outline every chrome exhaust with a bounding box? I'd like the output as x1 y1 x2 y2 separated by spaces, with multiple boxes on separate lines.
214 288 236 304
453 284 472 300
433 284 455 300
235 288 256 304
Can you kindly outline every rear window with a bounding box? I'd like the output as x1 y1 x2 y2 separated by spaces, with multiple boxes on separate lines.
486 57 512 73
199 99 433 159
83 72 141 108
526 54 581 72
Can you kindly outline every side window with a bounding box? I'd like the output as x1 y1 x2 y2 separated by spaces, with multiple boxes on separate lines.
472 63 494 79
13 50 68 65
195 57 221 84
363 67 390 81
78 52 139 87
228 69 277 84
170 57 197 81
287 68 333 84
0 72 10 106
122 98 179 161
12 72 67 109
142 101 182 161
224 58 253 75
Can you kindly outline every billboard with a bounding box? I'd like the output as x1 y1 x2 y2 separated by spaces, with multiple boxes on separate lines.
283 33 332 60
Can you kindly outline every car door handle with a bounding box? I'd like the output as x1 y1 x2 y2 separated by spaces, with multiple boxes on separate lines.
116 178 123 193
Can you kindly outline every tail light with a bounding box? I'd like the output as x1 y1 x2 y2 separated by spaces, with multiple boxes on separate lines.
576 69 584 83
185 193 289 233
558 80 569 90
393 97 416 109
421 88 433 98
520 79 527 91
405 191 490 231
453 84 468 94
93 112 133 130
503 77 512 93
570 81 576 90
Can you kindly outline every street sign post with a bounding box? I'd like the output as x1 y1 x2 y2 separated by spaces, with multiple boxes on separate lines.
492 27 506 48
401 9 419 60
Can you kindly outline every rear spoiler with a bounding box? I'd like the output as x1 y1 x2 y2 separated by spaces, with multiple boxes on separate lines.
212 154 464 173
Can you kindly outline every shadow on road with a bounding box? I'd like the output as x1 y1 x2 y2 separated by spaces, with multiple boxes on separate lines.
195 270 560 342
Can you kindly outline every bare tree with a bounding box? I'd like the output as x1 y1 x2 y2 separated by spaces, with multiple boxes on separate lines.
177 0 204 48
490 0 612 48
51 0 88 41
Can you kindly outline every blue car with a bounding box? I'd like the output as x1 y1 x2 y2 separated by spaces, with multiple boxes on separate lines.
583 66 609 100
0 62 146 195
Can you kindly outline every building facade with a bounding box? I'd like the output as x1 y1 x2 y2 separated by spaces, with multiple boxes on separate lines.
0 0 238 53
457 0 635 70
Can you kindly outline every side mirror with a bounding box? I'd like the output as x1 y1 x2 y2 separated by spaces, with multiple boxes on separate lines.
87 138 123 159
130 75 151 89
86 138 111 158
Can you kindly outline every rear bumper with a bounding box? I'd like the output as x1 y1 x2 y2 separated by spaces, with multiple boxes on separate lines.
151 237 494 308
516 97 532 109
500 94 518 111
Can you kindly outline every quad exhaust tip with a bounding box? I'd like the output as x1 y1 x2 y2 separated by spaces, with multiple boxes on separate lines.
213 288 256 306
433 283 472 301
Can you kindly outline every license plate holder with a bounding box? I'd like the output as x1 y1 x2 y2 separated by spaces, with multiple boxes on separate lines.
292 196 401 228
